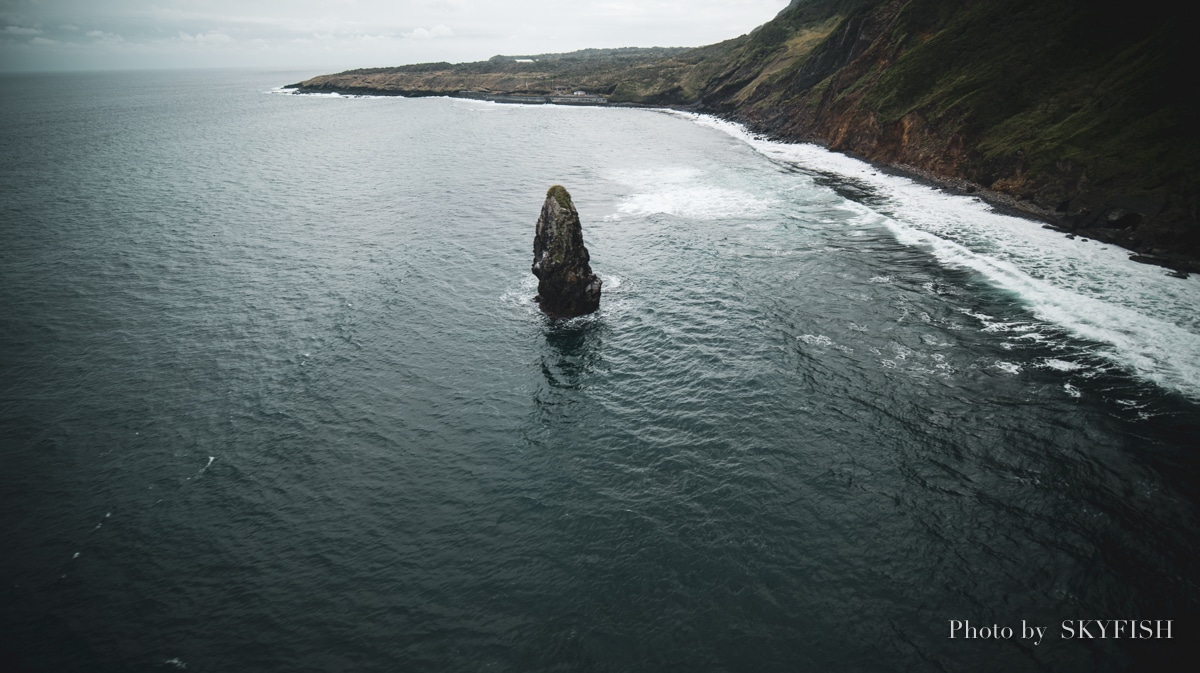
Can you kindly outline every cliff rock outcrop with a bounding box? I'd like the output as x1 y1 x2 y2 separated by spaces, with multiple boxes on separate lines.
532 186 602 318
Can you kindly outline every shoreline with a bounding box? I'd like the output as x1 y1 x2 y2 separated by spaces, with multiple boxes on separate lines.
285 84 1197 278
868 161 1198 278
723 116 1200 279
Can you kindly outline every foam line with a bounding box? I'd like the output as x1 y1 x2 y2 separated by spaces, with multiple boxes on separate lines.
673 111 1200 399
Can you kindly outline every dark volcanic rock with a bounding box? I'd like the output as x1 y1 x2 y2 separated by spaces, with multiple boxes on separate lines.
532 185 602 318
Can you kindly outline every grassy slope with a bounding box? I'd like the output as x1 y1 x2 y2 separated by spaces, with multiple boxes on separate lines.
293 47 695 97
291 2 866 103
728 0 1196 255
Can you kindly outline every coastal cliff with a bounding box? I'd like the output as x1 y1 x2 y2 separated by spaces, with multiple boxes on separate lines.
291 0 1197 265
719 0 1197 267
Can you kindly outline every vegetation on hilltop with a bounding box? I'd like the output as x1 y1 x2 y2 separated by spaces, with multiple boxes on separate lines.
728 0 1196 258
297 47 695 97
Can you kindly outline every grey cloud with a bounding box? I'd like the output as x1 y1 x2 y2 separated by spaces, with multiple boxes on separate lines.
1 0 789 72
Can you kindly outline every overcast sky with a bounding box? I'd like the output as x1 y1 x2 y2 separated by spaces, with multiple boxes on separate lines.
0 0 792 73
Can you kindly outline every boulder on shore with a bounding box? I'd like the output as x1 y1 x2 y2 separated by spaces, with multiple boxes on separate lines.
532 185 602 318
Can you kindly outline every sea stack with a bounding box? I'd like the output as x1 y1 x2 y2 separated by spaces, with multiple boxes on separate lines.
532 185 602 318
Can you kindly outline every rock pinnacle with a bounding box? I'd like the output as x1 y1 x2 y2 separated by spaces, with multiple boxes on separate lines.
532 185 602 318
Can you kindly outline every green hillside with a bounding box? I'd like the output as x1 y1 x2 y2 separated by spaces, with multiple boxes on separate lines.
721 0 1196 259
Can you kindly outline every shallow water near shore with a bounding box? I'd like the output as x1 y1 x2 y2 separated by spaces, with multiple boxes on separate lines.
2 69 1198 672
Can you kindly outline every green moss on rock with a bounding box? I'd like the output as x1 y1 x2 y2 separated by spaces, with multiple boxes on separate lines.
546 184 573 210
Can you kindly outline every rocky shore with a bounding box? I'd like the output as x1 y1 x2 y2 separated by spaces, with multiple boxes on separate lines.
859 161 1200 277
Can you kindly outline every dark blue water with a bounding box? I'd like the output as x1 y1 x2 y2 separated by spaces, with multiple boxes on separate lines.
2 70 1197 672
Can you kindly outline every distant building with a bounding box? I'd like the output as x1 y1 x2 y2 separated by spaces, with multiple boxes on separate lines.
514 59 535 63
573 91 587 96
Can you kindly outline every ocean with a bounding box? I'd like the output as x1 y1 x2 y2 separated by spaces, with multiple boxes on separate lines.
1 68 1197 672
